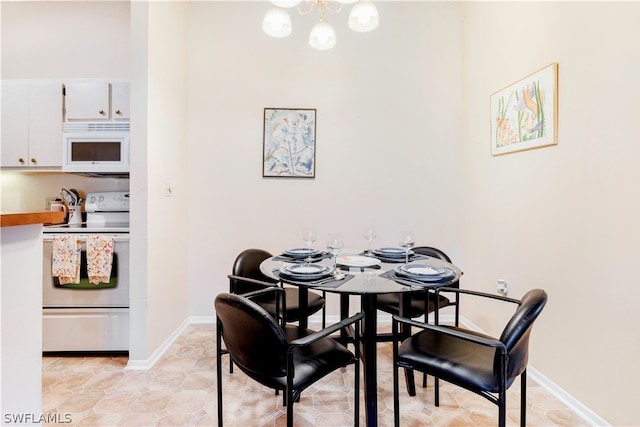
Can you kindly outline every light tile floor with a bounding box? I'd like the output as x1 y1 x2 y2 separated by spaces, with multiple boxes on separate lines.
43 323 589 426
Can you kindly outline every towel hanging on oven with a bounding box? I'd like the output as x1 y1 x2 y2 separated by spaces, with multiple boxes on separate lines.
52 235 81 284
87 235 115 284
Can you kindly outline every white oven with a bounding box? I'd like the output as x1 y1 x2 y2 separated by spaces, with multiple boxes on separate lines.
42 191 130 352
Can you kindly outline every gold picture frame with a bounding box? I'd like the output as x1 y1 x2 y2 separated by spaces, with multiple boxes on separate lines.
490 63 558 156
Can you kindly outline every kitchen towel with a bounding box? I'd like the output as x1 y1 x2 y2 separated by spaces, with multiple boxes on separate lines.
52 235 81 285
87 235 115 284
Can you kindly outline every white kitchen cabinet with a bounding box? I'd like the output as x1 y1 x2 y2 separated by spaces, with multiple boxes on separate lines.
111 81 130 120
1 80 63 168
64 81 110 120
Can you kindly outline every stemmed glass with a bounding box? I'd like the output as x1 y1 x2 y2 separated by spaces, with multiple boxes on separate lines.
363 224 377 255
326 233 344 275
302 227 317 264
399 230 415 264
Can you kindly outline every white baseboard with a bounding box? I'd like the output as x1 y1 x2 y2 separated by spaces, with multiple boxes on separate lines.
122 312 608 426
527 366 610 427
124 317 191 371
458 315 609 427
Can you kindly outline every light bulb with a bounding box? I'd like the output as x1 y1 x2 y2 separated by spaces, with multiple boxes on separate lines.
348 1 379 32
262 7 292 38
309 21 336 50
271 0 302 8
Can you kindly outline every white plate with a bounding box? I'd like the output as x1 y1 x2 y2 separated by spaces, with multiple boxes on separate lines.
399 264 445 276
394 265 455 282
337 255 382 268
283 247 321 258
280 264 332 280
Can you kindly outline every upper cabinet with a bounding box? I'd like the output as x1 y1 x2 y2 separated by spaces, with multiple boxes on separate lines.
63 80 130 121
111 81 130 120
1 80 63 168
64 81 110 120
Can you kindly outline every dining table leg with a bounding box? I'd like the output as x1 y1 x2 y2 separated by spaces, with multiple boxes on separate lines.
297 286 309 331
361 293 378 427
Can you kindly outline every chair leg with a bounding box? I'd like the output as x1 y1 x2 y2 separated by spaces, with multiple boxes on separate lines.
392 317 401 427
422 373 427 388
286 388 294 427
404 368 416 396
521 369 527 427
434 377 440 407
393 360 400 426
354 359 360 427
498 386 506 427
216 320 224 426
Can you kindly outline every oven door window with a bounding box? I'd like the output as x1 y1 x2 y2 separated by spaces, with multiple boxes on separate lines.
71 141 122 162
54 251 118 289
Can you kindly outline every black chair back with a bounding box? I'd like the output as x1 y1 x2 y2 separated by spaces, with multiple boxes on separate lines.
498 289 548 379
412 246 452 262
215 293 287 378
230 248 277 294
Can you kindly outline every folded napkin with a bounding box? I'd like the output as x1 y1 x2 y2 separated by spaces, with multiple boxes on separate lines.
87 235 115 284
52 235 81 285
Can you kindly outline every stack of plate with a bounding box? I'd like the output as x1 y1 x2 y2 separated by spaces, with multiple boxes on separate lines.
337 255 381 268
283 248 321 259
279 264 333 281
394 264 455 282
372 247 414 260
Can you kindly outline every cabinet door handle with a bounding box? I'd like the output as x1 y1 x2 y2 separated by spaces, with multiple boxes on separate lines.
115 109 122 115
18 157 25 164
99 109 105 115
30 158 37 165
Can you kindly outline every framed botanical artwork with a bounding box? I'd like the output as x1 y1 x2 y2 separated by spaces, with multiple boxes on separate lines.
263 108 316 178
490 63 558 156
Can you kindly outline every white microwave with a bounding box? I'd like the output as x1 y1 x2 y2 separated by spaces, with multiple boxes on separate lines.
62 122 130 174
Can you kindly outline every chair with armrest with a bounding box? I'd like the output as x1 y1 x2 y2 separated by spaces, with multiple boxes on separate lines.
391 287 548 427
229 248 326 326
215 288 362 427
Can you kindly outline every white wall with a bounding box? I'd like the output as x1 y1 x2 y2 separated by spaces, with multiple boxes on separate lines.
186 1 463 317
138 0 190 358
460 2 640 425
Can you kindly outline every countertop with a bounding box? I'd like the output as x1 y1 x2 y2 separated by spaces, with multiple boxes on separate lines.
0 211 65 227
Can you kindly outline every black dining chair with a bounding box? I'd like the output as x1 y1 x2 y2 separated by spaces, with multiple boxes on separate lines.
376 246 460 328
228 248 326 327
391 288 548 427
215 289 362 427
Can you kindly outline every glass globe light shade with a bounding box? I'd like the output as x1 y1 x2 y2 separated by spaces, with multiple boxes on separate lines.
348 1 379 32
309 21 336 50
263 7 292 38
271 0 302 8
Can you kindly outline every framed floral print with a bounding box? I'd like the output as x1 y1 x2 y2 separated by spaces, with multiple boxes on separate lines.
491 63 558 155
263 108 316 178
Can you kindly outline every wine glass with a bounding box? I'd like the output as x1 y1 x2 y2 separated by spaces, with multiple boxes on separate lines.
399 230 415 264
302 227 317 264
363 224 377 255
326 232 344 274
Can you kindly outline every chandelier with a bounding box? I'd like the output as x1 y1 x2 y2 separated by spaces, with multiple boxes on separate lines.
262 0 379 50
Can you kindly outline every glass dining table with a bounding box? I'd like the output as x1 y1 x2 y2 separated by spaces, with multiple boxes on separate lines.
260 250 463 427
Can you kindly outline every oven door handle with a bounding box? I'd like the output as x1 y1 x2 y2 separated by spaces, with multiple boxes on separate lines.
43 235 130 243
